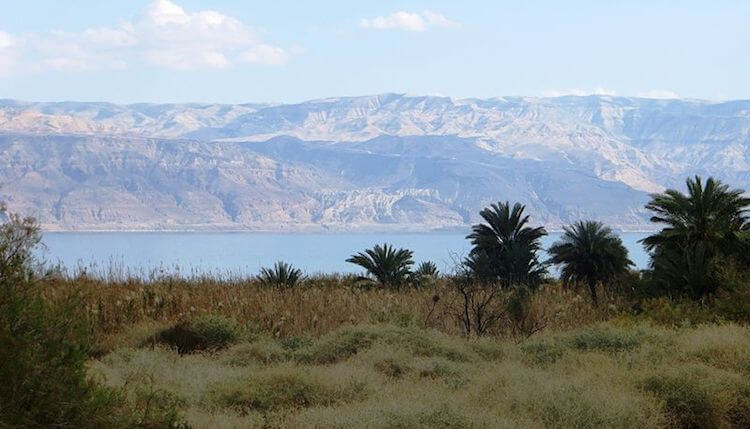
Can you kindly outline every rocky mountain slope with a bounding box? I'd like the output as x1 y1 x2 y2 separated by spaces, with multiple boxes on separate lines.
1 94 748 231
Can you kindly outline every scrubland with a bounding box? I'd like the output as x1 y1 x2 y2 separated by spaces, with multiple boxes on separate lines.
35 275 750 429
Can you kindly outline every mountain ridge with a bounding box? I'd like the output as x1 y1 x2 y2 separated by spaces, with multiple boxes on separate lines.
1 94 748 231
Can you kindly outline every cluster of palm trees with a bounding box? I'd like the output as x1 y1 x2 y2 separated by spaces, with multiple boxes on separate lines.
459 201 632 303
345 176 749 302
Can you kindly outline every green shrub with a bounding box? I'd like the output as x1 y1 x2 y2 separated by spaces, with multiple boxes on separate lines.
374 357 412 379
0 211 130 428
223 340 288 366
294 325 471 365
640 297 716 326
520 340 566 366
279 335 311 351
417 359 459 380
714 282 750 323
294 326 383 364
382 405 470 429
214 370 366 412
642 371 718 428
641 364 750 429
132 386 189 428
567 326 642 352
155 315 239 353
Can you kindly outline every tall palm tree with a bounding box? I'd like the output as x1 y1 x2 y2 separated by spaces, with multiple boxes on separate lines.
346 243 414 289
641 176 749 297
466 202 547 287
641 176 749 255
548 221 632 304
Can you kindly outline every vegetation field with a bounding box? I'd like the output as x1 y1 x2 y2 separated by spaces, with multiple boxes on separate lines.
18 274 745 428
86 297 750 428
2 176 750 428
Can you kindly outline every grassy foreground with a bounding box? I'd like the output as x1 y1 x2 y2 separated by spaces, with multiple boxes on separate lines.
41 275 745 428
90 319 750 428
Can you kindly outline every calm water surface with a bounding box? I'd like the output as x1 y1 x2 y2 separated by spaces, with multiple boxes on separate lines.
40 232 650 277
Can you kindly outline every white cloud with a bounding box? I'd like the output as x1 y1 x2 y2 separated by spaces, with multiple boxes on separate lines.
360 10 459 32
0 0 291 73
636 90 680 99
0 31 14 49
542 87 617 97
0 31 16 75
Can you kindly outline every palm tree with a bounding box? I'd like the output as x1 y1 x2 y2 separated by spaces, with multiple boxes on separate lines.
346 243 414 289
647 243 715 299
466 202 547 287
641 176 749 255
548 221 633 304
411 261 439 286
413 261 439 278
258 261 305 288
640 176 750 297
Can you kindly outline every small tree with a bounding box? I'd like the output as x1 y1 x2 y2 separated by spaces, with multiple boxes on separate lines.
548 220 633 304
258 261 305 288
346 243 414 289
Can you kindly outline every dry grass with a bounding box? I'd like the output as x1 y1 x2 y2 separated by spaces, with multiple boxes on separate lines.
41 274 623 353
88 321 750 428
40 274 750 427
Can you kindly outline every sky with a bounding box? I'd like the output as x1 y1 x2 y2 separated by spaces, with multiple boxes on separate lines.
0 0 748 104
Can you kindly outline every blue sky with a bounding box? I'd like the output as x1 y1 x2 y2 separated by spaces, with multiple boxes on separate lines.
0 0 748 103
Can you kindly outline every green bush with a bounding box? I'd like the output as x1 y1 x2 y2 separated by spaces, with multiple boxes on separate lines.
374 357 412 379
520 340 566 366
639 297 716 326
223 340 288 366
132 386 189 428
214 371 366 412
155 314 239 353
567 326 642 352
0 211 129 427
713 266 750 323
382 405 470 429
279 335 312 351
641 365 750 429
294 326 381 364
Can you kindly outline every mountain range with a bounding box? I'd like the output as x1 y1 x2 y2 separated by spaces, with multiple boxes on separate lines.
1 94 749 231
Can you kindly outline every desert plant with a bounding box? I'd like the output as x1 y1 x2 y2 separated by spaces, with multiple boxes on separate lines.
466 202 547 288
258 261 305 288
347 243 414 289
547 220 633 304
641 176 750 298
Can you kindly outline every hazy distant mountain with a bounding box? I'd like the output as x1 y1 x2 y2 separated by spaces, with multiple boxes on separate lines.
1 94 749 231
